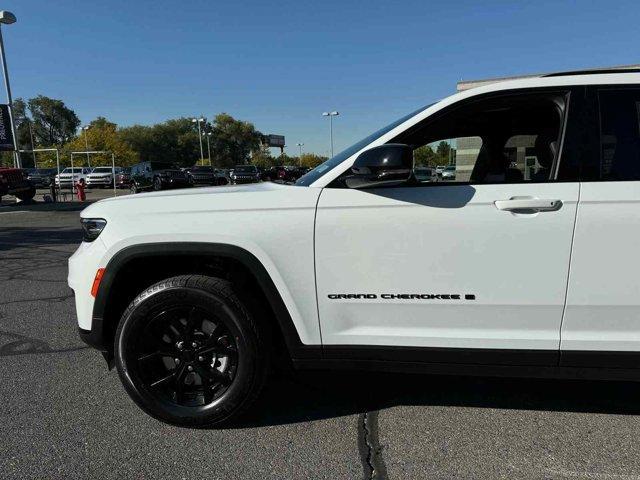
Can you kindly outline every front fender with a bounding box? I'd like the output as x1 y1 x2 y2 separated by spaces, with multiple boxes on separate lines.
91 240 319 359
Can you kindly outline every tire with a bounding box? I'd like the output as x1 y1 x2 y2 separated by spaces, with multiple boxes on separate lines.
153 177 162 191
130 182 138 194
16 186 36 202
114 275 269 428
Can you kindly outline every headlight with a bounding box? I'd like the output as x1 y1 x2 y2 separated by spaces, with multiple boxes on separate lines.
81 218 107 242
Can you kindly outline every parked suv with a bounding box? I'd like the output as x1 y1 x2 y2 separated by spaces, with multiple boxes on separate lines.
55 167 92 188
0 167 35 201
26 168 57 188
86 166 122 188
115 167 131 189
230 164 260 184
129 161 190 193
185 165 230 186
70 68 640 428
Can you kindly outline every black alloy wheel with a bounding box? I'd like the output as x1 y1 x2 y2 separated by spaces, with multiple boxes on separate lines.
115 275 268 427
132 306 238 406
130 182 138 194
153 177 163 191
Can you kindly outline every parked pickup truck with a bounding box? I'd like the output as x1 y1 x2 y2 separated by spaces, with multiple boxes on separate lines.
69 67 640 428
0 167 35 201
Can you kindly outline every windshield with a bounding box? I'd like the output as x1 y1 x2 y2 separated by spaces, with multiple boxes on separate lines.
62 168 82 173
192 166 213 171
92 167 113 173
235 166 256 173
295 104 431 186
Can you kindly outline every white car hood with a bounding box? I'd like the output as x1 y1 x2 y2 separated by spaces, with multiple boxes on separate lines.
81 182 321 219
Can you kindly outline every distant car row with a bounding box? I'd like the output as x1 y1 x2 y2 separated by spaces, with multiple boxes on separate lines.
413 165 456 182
4 163 312 200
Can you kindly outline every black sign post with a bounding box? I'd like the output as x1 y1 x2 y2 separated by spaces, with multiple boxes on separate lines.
0 103 14 151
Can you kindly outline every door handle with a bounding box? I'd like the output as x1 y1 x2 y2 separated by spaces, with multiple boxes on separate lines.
494 198 563 213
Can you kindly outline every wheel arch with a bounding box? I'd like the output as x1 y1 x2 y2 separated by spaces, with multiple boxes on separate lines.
87 242 318 365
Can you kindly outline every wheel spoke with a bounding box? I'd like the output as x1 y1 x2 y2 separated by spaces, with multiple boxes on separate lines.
173 364 188 392
137 350 174 362
202 323 223 347
196 345 219 356
149 370 177 388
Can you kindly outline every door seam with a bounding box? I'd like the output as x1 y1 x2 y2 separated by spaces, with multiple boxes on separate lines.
558 182 581 365
312 188 325 354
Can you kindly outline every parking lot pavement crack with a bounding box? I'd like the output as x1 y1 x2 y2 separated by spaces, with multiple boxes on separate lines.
358 411 389 480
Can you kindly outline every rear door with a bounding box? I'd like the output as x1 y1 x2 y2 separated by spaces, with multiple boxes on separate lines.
561 86 640 367
315 90 581 365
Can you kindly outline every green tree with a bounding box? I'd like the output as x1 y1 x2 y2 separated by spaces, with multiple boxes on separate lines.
210 113 262 167
12 98 31 151
414 145 437 167
120 118 200 167
250 146 278 168
63 116 138 167
436 141 451 163
28 95 80 146
299 153 327 169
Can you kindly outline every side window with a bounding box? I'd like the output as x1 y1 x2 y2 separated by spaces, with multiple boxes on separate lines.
398 92 566 185
413 137 481 183
598 89 640 181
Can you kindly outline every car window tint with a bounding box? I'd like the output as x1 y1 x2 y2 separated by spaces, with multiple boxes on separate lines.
598 89 640 181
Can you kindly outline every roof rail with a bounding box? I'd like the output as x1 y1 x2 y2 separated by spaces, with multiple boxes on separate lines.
544 66 640 77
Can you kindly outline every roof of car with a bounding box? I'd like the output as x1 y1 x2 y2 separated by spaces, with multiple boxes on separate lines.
457 65 640 91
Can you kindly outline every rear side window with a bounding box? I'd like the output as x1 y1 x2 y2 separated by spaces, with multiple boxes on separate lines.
598 89 640 181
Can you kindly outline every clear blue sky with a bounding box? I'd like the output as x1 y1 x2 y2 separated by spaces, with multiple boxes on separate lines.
2 0 639 156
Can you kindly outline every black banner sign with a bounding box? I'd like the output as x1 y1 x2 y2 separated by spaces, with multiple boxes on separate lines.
0 104 15 151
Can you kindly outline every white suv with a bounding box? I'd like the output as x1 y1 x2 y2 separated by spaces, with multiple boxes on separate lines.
55 167 92 187
69 68 640 427
86 166 122 188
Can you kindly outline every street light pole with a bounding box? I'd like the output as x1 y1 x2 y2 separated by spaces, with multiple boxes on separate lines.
0 11 19 168
82 126 91 167
28 121 36 167
296 142 304 165
205 132 212 166
192 117 205 165
322 111 339 157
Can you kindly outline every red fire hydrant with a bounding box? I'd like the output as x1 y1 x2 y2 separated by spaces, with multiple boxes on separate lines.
76 178 86 201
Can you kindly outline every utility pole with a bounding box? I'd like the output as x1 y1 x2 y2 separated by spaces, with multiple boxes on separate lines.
296 142 304 166
205 132 212 166
81 126 91 167
322 111 339 157
192 117 205 164
0 11 19 168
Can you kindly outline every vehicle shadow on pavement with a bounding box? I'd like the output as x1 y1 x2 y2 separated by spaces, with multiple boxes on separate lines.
0 227 82 251
235 370 640 428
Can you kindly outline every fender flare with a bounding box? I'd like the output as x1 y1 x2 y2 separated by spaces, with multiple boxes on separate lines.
85 242 319 360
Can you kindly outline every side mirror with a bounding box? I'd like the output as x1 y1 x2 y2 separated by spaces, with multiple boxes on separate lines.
344 144 413 189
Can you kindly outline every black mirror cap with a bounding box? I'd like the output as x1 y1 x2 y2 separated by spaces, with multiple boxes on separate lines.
345 143 413 189
352 143 413 172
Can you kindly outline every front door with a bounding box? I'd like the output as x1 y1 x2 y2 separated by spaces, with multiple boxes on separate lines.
315 90 579 365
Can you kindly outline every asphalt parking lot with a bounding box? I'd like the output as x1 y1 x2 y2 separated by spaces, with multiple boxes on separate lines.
3 204 640 479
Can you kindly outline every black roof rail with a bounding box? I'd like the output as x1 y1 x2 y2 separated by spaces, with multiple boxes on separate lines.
544 67 640 77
